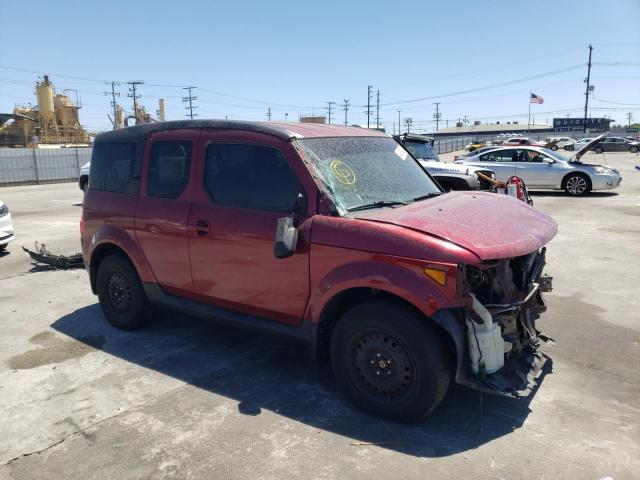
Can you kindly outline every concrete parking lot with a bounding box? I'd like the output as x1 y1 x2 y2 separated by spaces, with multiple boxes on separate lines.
0 151 639 480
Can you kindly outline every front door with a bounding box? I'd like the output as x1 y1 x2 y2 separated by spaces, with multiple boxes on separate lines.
135 129 200 297
188 132 311 326
513 149 558 187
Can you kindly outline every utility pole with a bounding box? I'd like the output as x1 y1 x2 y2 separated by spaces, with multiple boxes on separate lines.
366 85 372 128
326 101 336 124
433 102 441 131
376 89 381 129
342 99 350 125
463 115 468 125
583 44 593 134
627 112 633 128
285 112 288 121
126 81 144 125
182 86 198 120
398 110 401 134
267 107 272 121
405 117 413 133
104 81 120 129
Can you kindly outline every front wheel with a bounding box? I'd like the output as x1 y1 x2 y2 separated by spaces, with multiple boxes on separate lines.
551 145 558 151
564 173 591 196
330 299 451 422
97 254 150 330
630 146 638 153
594 146 604 154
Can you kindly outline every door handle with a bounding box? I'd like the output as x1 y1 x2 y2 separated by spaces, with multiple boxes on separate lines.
189 220 210 237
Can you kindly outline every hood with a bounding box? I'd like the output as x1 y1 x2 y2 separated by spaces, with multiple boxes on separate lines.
354 191 557 261
571 134 606 162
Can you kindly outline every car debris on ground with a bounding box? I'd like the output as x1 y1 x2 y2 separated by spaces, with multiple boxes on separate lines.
22 242 84 269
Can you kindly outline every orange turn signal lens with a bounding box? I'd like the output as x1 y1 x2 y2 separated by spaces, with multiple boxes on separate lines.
424 268 447 286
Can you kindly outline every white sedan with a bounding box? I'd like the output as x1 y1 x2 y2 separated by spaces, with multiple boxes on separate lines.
0 200 15 251
455 136 621 196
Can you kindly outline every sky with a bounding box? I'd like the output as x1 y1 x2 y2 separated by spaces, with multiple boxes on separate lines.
1 0 639 134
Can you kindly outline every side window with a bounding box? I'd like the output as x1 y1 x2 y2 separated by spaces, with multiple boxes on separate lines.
205 143 303 212
147 141 192 199
515 149 543 162
90 142 138 193
480 149 515 163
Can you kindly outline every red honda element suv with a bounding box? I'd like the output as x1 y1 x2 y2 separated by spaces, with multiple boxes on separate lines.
81 120 556 422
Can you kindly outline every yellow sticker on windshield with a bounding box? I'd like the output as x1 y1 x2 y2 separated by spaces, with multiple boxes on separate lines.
330 160 356 185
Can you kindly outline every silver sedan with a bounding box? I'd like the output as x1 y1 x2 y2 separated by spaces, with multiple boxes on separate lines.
454 136 621 195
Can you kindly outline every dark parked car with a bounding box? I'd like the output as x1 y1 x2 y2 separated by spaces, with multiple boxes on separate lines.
592 136 639 153
82 120 556 422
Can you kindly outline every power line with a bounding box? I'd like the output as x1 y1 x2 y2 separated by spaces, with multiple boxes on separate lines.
380 65 584 106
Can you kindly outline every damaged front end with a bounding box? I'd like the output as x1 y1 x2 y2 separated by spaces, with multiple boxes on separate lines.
456 248 553 397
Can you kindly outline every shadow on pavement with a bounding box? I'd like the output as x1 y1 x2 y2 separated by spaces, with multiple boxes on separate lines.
52 304 547 458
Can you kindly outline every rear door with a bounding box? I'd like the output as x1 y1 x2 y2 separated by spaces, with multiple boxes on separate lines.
188 131 313 325
135 129 200 298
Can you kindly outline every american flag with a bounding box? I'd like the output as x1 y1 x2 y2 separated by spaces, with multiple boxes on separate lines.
530 93 544 104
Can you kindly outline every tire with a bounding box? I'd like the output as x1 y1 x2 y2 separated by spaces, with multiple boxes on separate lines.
0 244 6 252
564 173 591 196
630 146 638 153
330 299 451 423
594 146 603 154
566 145 574 151
79 176 88 192
551 145 558 151
96 253 150 330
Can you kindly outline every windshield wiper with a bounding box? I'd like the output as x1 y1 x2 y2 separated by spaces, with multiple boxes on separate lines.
412 192 442 202
348 200 408 212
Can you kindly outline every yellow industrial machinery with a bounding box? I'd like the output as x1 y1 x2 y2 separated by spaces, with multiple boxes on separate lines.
0 75 91 147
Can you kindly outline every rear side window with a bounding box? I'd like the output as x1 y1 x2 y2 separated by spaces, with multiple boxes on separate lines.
147 141 192 199
205 144 302 212
480 150 516 162
90 142 138 193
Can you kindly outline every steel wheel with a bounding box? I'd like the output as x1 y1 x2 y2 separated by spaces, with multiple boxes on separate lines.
107 272 132 313
353 330 415 400
565 175 589 195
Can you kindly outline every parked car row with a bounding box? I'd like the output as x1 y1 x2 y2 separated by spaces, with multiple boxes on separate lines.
455 135 621 195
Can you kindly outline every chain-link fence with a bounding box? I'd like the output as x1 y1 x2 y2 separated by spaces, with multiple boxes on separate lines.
0 147 91 187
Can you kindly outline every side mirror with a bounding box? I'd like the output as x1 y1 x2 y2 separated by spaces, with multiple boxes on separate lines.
543 158 554 164
274 217 298 259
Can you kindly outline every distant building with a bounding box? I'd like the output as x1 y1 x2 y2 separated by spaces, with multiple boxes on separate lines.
431 122 552 137
552 117 612 132
299 115 326 124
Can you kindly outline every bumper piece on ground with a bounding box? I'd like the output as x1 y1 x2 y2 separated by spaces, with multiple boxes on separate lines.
22 242 84 269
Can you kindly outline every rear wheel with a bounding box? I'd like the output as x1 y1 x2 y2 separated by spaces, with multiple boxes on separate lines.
551 145 558 151
594 146 604 154
330 299 451 422
564 173 591 196
96 254 150 330
630 146 638 153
